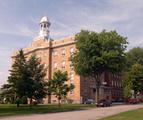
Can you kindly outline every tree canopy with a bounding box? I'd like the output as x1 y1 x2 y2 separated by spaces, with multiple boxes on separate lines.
1 50 47 106
129 63 143 97
123 47 143 99
71 30 128 101
126 47 143 69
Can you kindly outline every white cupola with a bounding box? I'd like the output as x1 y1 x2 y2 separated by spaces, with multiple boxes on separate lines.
39 16 51 39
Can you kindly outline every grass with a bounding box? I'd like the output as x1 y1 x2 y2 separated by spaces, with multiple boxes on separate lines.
101 108 143 120
0 104 96 117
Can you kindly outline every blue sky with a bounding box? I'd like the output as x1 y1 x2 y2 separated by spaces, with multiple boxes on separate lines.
0 0 143 85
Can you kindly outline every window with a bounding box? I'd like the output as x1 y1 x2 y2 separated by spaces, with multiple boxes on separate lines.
37 54 41 58
61 49 65 55
70 83 74 94
44 64 48 68
70 61 74 70
115 81 117 87
112 80 114 86
53 51 57 56
120 82 122 87
70 73 74 83
70 48 74 55
44 24 46 28
70 89 74 94
54 62 57 69
61 61 65 69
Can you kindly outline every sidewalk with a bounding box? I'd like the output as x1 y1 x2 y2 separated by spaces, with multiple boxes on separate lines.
0 104 143 120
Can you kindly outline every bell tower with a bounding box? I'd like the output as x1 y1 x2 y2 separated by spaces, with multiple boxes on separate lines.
39 16 51 39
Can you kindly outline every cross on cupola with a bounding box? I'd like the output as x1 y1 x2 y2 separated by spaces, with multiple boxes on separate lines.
39 16 51 39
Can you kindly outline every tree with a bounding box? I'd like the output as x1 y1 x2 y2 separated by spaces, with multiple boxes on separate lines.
8 49 30 107
2 50 47 106
129 63 143 98
27 55 47 104
126 47 143 69
124 47 143 99
48 70 74 107
45 80 53 104
71 30 127 102
0 84 16 104
122 72 132 101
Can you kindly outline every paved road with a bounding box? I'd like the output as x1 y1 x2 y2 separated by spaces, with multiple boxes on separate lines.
1 104 143 120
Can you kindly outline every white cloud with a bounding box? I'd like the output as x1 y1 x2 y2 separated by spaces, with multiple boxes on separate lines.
16 24 37 37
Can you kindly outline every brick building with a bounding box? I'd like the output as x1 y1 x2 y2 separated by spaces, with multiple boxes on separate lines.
12 16 123 104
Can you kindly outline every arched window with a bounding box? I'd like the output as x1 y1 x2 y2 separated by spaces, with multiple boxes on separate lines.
44 24 46 28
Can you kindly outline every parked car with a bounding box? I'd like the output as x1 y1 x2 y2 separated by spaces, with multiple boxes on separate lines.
96 99 112 107
128 98 140 104
139 98 143 103
84 99 95 104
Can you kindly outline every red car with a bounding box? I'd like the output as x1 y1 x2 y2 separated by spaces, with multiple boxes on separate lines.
128 98 140 104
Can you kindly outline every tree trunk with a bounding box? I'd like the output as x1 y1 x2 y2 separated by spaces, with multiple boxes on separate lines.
58 99 61 108
30 98 32 105
94 74 101 103
48 94 51 104
16 102 20 107
96 86 100 102
134 91 137 98
16 98 20 107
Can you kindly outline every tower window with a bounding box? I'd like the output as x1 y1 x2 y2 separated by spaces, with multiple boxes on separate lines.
44 24 46 28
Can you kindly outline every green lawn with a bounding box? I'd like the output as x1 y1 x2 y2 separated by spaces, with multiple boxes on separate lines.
101 108 143 120
0 104 95 117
